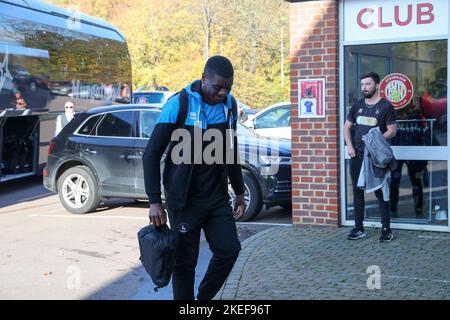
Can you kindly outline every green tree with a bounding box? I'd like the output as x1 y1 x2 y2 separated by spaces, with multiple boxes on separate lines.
44 0 289 108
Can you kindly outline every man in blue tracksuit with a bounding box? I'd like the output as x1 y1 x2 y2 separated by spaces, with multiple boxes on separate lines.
142 56 246 300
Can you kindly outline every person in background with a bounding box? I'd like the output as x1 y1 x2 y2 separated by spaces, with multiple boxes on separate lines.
55 101 75 136
344 72 397 243
10 89 23 108
15 98 31 115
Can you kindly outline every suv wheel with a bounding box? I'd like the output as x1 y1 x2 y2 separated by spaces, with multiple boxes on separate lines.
57 166 100 214
229 170 263 222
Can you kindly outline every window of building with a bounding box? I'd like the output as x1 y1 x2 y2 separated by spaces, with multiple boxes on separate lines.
345 40 447 146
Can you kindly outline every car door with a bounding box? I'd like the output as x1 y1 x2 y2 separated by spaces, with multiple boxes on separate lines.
79 110 137 197
134 108 163 197
254 105 291 139
280 126 292 140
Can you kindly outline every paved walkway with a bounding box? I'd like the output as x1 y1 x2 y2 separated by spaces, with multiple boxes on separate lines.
216 226 450 300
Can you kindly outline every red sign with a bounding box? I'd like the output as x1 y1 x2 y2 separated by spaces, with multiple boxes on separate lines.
379 73 414 110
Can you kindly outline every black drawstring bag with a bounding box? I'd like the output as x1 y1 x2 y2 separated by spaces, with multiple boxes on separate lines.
137 224 175 291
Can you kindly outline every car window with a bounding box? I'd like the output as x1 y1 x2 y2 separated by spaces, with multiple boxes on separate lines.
277 111 291 127
78 115 102 135
96 111 134 137
254 106 290 129
140 110 160 138
145 93 164 103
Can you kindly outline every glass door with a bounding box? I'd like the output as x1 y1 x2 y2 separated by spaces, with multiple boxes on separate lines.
343 40 449 229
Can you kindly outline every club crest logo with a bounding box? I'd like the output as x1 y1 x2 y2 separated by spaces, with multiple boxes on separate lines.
379 73 414 110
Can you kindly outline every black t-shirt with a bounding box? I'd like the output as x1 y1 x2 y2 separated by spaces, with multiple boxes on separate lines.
346 98 396 158
188 163 225 204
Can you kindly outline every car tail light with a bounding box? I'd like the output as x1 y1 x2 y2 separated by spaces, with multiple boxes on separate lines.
43 169 48 177
48 142 55 155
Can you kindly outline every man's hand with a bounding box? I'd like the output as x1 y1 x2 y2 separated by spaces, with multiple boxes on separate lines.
149 203 167 226
347 146 356 158
234 193 246 220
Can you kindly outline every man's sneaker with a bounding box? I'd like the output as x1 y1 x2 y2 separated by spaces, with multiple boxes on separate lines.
379 229 394 243
347 228 366 240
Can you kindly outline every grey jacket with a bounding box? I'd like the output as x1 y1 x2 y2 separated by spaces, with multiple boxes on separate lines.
357 127 397 201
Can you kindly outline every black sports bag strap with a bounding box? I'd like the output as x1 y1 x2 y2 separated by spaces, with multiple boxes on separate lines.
175 89 188 128
229 95 237 129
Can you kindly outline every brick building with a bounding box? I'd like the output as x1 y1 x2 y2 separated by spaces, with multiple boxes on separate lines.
287 0 449 232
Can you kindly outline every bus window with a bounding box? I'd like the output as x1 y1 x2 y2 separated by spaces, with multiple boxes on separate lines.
0 45 50 112
0 1 132 183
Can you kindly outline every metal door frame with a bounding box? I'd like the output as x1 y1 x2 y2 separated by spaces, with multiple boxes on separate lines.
339 0 450 231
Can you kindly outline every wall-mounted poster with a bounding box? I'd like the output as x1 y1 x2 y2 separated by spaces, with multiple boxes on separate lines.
298 78 326 118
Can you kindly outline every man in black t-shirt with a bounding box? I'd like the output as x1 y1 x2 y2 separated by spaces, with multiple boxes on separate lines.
344 72 397 243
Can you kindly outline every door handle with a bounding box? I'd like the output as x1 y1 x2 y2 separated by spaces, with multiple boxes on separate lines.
82 148 96 154
121 153 140 160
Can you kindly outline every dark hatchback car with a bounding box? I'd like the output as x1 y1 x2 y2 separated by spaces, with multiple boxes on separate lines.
43 104 291 221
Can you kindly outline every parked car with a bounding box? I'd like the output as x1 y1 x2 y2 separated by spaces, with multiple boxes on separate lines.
134 85 170 92
233 122 292 220
237 100 258 120
43 104 291 221
132 91 176 105
243 102 291 140
11 64 49 92
50 80 72 96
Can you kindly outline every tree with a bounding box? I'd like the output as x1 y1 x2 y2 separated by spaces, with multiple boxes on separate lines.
44 0 290 108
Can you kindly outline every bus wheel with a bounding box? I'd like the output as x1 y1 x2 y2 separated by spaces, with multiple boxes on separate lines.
57 166 100 214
